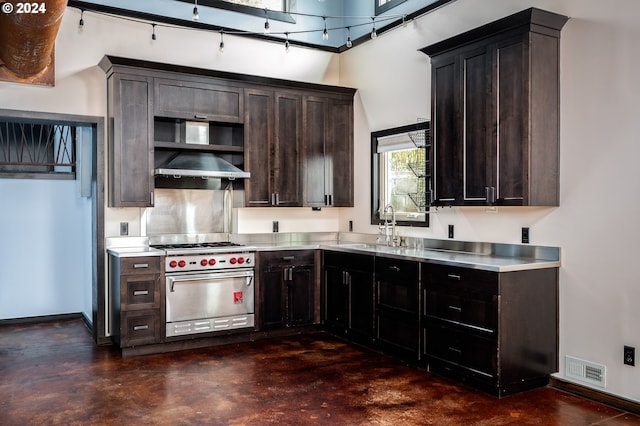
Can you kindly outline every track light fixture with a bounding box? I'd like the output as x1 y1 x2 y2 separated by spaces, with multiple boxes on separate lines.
322 17 328 41
73 7 407 51
192 0 199 21
264 9 270 34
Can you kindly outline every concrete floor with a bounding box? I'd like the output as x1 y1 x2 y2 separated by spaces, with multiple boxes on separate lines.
1 319 639 425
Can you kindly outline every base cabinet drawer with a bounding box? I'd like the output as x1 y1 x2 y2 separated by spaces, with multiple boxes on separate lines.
425 322 496 382
120 257 161 275
121 310 161 347
122 274 160 309
425 289 497 333
377 310 419 359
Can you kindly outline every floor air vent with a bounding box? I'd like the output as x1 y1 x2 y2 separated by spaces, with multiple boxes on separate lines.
565 356 606 388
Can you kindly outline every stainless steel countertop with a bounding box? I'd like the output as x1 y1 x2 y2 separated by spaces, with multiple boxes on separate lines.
106 246 165 258
320 244 559 272
241 232 560 273
105 233 561 271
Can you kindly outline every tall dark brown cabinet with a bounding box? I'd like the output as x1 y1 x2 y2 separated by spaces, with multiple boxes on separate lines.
105 71 154 207
244 89 303 207
421 8 568 207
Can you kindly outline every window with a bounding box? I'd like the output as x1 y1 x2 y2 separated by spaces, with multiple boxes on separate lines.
0 119 77 178
224 0 286 11
375 0 407 15
201 0 294 23
371 121 430 227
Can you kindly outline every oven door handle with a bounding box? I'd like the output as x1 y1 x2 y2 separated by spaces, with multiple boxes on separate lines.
167 271 254 292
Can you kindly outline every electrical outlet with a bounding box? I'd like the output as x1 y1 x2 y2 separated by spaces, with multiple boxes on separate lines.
120 222 128 236
522 227 530 244
349 220 353 232
272 221 279 233
448 224 454 239
624 346 635 366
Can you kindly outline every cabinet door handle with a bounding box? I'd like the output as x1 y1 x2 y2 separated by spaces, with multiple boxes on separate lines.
275 193 280 205
447 305 462 312
133 263 149 269
133 325 149 331
485 186 497 204
447 273 461 280
133 290 149 296
388 266 401 272
271 193 276 206
194 114 208 120
448 347 462 355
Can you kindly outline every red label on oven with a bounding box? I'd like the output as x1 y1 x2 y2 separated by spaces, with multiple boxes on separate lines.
233 291 243 304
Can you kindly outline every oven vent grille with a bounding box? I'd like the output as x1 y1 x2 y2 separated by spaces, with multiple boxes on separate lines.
565 356 606 388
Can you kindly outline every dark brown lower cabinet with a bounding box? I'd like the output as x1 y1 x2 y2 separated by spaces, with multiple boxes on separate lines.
323 251 375 346
375 257 420 361
423 264 558 397
258 250 316 329
110 255 164 348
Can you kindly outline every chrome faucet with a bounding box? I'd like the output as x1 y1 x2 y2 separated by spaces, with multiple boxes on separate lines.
381 203 399 247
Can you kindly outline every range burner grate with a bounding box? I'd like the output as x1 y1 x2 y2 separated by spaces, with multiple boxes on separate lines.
151 242 243 250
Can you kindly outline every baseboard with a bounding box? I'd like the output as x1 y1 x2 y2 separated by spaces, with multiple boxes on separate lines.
0 312 83 326
550 377 640 415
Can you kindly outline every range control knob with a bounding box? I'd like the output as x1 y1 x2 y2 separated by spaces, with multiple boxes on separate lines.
230 257 237 264
169 260 178 268
238 257 245 264
245 258 252 264
208 259 216 266
200 259 208 266
178 260 186 268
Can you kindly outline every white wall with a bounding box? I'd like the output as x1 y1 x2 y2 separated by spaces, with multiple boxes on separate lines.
0 179 92 320
1 0 639 404
340 0 640 403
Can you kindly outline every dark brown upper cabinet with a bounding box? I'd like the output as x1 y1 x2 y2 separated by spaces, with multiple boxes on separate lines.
154 78 243 123
421 8 568 207
100 56 355 208
105 71 155 207
303 95 354 207
244 88 303 207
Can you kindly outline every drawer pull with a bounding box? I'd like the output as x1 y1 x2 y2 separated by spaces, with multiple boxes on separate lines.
133 290 149 296
282 256 295 261
448 347 462 355
133 325 149 331
447 305 462 312
194 114 208 120
447 273 461 280
133 263 149 269
388 266 401 272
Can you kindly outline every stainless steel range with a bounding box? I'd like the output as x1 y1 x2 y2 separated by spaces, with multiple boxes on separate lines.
146 187 255 338
153 242 256 338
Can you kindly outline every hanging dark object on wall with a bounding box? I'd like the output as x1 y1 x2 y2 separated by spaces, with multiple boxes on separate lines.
0 0 68 86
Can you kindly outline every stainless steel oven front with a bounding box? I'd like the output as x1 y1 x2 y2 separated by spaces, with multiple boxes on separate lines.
164 251 255 338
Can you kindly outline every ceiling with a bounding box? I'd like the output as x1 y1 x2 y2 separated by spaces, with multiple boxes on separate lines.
67 0 455 51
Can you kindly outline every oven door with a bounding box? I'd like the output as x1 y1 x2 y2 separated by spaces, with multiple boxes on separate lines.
166 269 254 324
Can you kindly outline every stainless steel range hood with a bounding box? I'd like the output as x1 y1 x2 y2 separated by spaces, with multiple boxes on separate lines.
155 152 250 180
